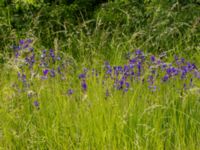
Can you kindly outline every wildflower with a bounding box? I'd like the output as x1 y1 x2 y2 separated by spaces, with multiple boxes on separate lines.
49 49 55 58
26 39 32 44
81 81 87 91
117 79 124 90
22 74 26 83
130 58 137 64
163 75 169 82
194 70 200 79
57 56 61 61
150 55 155 62
68 89 74 95
33 100 39 109
23 44 29 49
181 70 187 79
137 62 142 76
43 69 49 76
187 63 194 71
41 50 47 58
148 75 154 85
135 49 142 55
124 82 130 92
148 85 157 92
166 68 172 75
157 60 161 65
15 52 19 58
174 55 178 61
181 58 185 63
79 73 86 79
161 63 167 69
50 69 55 77
19 40 24 45
124 65 129 73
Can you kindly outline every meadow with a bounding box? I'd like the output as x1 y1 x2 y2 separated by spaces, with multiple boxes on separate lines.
0 0 200 149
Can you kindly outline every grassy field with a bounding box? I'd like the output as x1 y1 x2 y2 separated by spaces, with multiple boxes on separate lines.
0 41 200 149
0 1 200 149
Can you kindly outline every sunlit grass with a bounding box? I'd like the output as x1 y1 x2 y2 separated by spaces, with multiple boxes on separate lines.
0 50 200 149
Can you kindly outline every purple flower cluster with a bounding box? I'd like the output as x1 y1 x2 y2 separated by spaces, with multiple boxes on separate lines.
13 39 65 108
12 40 200 104
102 50 200 94
13 39 64 81
79 68 88 92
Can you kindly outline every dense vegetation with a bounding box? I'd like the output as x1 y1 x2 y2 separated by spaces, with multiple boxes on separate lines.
0 0 200 149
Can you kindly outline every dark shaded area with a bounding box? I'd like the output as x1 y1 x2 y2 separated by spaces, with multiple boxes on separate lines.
0 0 199 64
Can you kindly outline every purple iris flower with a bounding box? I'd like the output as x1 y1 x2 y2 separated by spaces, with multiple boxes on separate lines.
117 79 124 90
187 63 194 71
41 50 47 58
27 39 32 43
30 54 35 63
50 69 55 77
161 63 167 69
81 81 87 91
49 49 55 58
130 58 137 64
23 44 29 49
43 69 49 76
19 40 24 45
181 66 188 73
57 66 61 74
68 89 74 95
57 56 61 61
194 70 200 79
181 70 187 79
114 66 123 76
157 60 161 65
162 75 169 82
150 55 155 62
129 63 134 69
15 52 19 58
137 62 142 76
22 74 26 82
135 49 142 55
181 58 185 63
124 65 129 73
33 100 39 109
174 55 178 61
192 64 197 70
148 75 154 84
126 82 130 87
79 73 86 79
166 68 172 75
106 68 112 75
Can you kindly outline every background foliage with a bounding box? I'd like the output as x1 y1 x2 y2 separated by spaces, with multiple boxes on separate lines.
0 0 200 63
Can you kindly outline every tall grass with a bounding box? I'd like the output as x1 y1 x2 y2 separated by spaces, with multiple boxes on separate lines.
0 0 200 149
1 43 200 149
